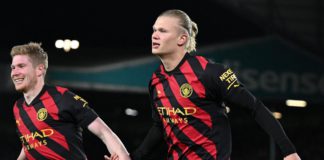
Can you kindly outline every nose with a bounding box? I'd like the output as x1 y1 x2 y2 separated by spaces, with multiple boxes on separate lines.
152 31 159 40
11 68 19 77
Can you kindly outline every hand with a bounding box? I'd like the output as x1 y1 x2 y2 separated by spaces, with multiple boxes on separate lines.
104 153 119 160
284 153 301 160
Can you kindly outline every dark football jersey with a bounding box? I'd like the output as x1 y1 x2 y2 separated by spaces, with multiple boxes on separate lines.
148 53 295 160
13 85 98 160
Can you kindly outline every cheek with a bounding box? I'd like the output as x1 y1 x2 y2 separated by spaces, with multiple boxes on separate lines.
163 36 175 45
25 70 35 79
165 38 178 48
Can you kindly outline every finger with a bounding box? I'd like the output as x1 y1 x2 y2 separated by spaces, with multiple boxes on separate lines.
111 154 119 160
104 155 110 160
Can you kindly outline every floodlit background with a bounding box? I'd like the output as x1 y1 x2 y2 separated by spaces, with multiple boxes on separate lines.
1 0 323 159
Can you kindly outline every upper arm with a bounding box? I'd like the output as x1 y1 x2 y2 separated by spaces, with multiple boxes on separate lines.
62 91 99 128
205 63 258 111
205 63 241 100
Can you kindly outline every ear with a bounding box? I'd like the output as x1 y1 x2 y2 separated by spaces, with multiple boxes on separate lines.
36 64 45 77
177 34 188 47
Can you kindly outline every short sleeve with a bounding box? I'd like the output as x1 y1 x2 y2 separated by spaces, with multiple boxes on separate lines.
61 91 98 128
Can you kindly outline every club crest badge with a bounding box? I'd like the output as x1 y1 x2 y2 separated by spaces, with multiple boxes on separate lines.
37 108 48 121
180 83 193 98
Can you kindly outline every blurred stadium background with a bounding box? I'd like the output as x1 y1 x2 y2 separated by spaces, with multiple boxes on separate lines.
0 0 323 159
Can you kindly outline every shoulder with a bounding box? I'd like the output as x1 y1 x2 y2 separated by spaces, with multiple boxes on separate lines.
57 88 89 108
189 54 227 71
44 85 81 105
46 85 74 98
203 59 230 77
43 84 69 95
55 86 69 95
185 54 209 70
203 60 238 87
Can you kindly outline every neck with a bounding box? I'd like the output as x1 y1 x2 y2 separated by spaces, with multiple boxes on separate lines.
159 50 187 72
24 80 45 105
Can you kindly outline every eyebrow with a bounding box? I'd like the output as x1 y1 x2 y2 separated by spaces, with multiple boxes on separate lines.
11 63 25 67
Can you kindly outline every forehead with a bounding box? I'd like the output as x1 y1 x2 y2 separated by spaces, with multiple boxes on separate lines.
11 55 32 65
154 16 180 29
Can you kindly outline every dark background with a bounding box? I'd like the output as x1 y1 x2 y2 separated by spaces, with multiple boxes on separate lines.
0 0 323 159
0 0 266 65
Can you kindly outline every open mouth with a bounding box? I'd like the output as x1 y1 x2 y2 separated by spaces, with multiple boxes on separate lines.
152 42 160 48
13 78 24 84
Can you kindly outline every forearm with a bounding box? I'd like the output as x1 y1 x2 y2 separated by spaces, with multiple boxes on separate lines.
88 117 130 160
99 127 130 159
253 103 296 156
17 148 26 160
225 88 296 156
284 153 301 160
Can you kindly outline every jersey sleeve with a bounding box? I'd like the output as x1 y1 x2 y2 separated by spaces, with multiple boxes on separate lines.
61 90 98 129
205 63 296 156
204 63 241 100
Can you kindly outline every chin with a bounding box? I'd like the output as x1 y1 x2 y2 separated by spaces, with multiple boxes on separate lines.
15 88 24 92
14 85 26 93
152 50 163 55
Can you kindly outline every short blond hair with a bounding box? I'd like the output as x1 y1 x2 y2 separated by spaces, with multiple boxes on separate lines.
10 42 48 71
159 9 198 53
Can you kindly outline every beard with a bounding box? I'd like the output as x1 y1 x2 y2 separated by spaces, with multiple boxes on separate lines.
15 86 25 92
14 77 38 93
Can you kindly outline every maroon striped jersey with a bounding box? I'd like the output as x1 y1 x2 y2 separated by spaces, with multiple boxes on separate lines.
13 85 98 160
148 53 295 160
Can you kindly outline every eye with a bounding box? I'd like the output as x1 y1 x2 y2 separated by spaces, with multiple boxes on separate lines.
17 64 25 69
159 28 167 33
